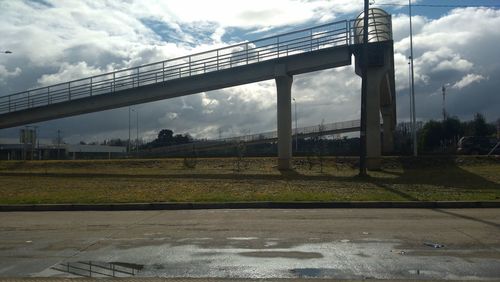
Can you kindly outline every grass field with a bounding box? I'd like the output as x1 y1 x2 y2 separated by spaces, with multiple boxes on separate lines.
0 156 499 204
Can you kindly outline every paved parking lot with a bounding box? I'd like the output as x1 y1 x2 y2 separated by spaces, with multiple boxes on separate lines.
1 208 499 280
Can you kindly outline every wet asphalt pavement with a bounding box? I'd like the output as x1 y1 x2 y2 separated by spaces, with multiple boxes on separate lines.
0 208 499 280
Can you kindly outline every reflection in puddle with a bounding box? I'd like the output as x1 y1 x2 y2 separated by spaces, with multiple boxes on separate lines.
52 261 143 277
291 268 338 278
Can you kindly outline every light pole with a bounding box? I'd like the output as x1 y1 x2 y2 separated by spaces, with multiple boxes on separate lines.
128 106 131 155
409 0 417 156
131 108 139 154
292 97 298 152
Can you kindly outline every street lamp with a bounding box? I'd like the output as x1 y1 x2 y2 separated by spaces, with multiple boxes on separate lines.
131 108 139 154
292 97 298 152
409 0 417 156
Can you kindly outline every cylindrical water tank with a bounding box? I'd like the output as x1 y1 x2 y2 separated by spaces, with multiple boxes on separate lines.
353 8 392 44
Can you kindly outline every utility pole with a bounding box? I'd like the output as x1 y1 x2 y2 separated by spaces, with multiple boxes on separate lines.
442 85 447 121
359 0 369 176
409 0 417 156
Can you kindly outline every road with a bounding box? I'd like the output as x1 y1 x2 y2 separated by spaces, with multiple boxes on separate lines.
0 209 499 280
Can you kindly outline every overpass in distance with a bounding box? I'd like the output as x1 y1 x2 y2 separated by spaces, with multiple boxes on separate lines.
0 9 396 169
146 119 363 155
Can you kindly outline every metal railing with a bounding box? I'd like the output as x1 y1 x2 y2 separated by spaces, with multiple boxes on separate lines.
0 15 391 115
221 119 360 144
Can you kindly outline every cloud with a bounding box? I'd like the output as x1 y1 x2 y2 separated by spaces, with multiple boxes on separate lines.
127 0 362 28
37 62 108 86
0 1 499 144
391 7 500 121
0 65 21 84
452 74 486 90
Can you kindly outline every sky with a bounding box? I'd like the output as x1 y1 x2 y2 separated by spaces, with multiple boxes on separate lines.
0 0 499 144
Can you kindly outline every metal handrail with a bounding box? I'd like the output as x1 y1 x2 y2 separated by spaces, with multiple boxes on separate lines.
148 119 361 154
219 119 361 144
0 15 391 114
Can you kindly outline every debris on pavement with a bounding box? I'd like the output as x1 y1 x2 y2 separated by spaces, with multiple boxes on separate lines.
424 242 445 248
390 249 406 255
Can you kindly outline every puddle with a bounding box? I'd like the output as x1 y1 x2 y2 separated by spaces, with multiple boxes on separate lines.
239 251 323 259
39 240 500 279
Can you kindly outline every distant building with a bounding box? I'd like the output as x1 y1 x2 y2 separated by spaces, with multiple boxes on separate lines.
66 144 126 159
0 143 126 160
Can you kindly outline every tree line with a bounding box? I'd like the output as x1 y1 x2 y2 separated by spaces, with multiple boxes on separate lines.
92 113 498 156
396 113 498 154
97 129 192 149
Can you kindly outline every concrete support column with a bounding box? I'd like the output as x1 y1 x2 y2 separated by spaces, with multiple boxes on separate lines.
381 109 394 154
366 69 383 170
275 74 293 170
354 43 396 170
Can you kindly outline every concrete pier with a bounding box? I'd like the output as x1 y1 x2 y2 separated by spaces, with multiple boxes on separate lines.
365 67 383 170
275 70 293 170
382 108 395 154
353 42 396 170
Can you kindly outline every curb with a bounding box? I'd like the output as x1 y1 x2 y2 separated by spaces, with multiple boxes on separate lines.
1 201 500 212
